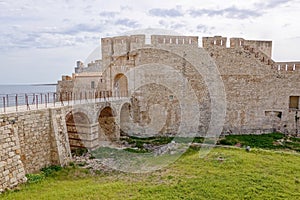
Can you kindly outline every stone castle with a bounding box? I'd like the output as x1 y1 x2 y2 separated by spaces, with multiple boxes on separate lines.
57 31 300 143
1 30 300 192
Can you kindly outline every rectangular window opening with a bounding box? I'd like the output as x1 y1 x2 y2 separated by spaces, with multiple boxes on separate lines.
91 81 95 89
289 96 299 109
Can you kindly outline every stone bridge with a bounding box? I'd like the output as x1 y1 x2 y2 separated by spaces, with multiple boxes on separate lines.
62 97 131 150
0 97 131 192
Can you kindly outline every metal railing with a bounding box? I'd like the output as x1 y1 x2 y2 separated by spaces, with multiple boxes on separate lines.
0 91 129 114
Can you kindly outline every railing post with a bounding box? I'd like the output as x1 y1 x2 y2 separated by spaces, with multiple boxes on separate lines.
6 94 9 107
3 96 6 113
45 94 47 108
73 92 76 105
60 92 64 106
15 94 18 112
36 95 38 109
25 94 30 110
53 93 56 107
32 93 35 105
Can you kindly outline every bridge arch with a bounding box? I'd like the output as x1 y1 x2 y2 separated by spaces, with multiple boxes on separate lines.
98 106 119 144
119 102 132 136
113 73 128 97
65 111 90 150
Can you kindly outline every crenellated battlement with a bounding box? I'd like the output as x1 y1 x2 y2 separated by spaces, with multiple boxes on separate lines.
101 34 199 67
202 36 227 48
101 35 145 58
83 33 299 75
230 38 272 58
203 36 272 58
101 35 145 67
151 35 198 46
274 62 300 72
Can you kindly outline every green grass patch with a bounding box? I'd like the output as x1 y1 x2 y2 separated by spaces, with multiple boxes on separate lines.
25 165 63 184
25 174 45 184
2 147 299 200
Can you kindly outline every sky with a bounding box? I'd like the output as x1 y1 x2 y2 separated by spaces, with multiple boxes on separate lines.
0 0 299 84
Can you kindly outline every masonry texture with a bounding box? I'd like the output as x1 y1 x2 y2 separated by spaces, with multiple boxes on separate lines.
0 108 72 192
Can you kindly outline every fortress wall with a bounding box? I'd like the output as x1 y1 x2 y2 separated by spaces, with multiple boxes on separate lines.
101 35 145 68
112 36 130 57
97 35 300 136
125 48 212 136
58 34 300 137
243 40 272 58
0 120 26 193
0 108 71 192
129 35 145 50
15 110 53 173
203 37 272 58
204 46 300 135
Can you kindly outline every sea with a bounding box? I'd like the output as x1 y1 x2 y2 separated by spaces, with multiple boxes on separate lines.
0 84 56 95
0 84 57 109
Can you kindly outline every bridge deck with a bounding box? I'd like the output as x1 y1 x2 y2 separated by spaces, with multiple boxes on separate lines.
0 97 129 114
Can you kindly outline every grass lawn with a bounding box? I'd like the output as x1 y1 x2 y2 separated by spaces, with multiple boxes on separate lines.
1 146 300 200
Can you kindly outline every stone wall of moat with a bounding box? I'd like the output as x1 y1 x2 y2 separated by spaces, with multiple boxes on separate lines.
0 108 72 193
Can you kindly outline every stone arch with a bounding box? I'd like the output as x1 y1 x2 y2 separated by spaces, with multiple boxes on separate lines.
65 111 90 150
67 107 94 123
113 73 128 97
119 102 132 136
98 106 119 144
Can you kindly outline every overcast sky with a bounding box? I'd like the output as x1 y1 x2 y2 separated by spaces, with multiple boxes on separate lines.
0 0 299 84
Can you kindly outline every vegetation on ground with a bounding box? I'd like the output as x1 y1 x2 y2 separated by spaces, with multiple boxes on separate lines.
25 165 63 184
120 133 300 153
121 136 204 151
1 145 300 199
218 132 300 152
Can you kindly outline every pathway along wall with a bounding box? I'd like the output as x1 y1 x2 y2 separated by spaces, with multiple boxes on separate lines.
0 108 72 193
